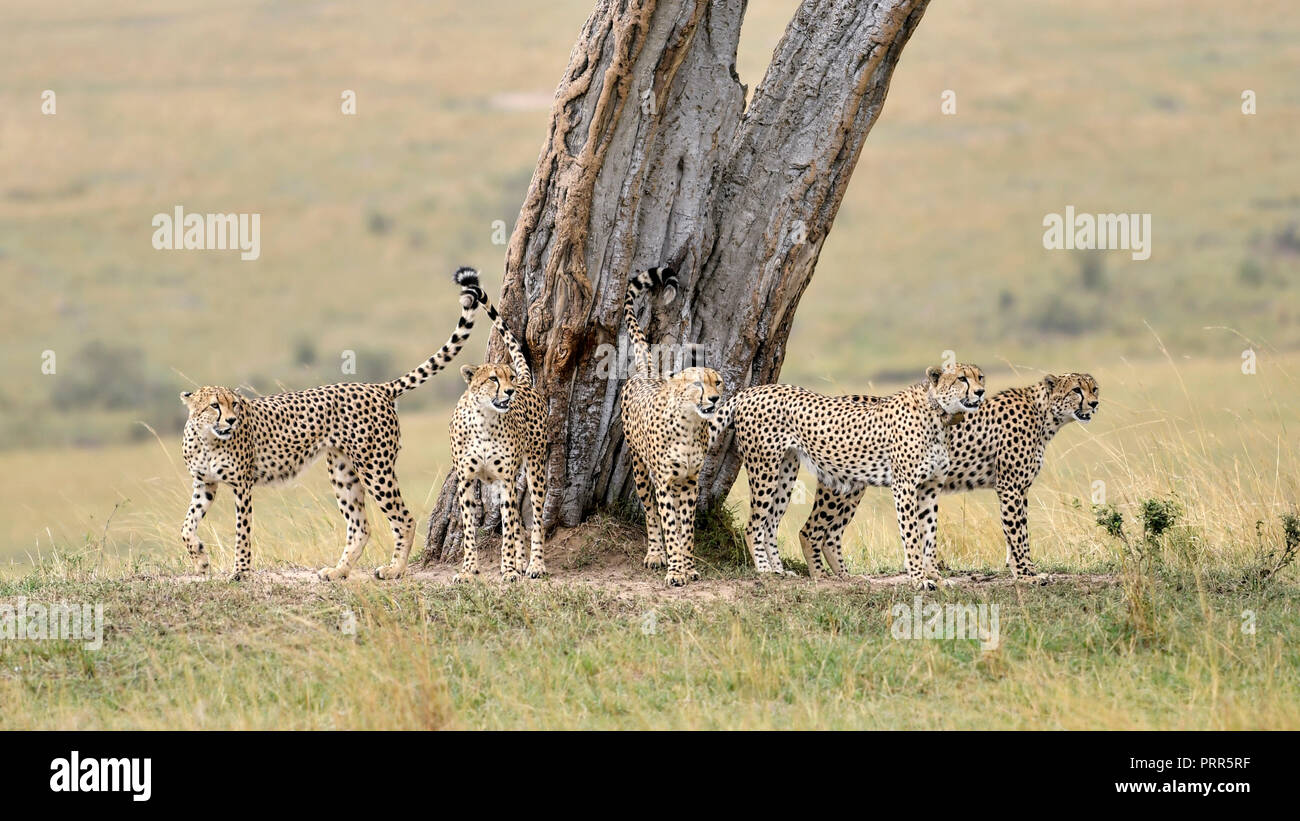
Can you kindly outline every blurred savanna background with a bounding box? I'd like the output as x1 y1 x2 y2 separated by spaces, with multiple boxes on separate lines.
0 0 1298 729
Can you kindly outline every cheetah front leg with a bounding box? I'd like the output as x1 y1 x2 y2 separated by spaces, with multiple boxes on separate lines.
318 452 370 582
918 482 952 586
523 459 547 579
997 483 1048 584
744 467 777 573
180 479 216 574
802 482 865 577
756 454 800 575
654 480 689 587
498 479 525 583
229 483 254 582
674 477 702 583
797 485 832 577
454 474 482 582
631 454 666 569
891 482 932 591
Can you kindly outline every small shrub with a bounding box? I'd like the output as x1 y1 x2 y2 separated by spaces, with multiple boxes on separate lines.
1247 512 1300 588
1094 503 1126 543
1093 502 1159 643
1139 498 1182 542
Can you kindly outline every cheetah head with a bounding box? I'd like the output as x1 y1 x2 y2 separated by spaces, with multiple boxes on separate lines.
460 363 518 413
1045 372 1100 425
925 363 986 417
180 386 244 441
670 366 723 419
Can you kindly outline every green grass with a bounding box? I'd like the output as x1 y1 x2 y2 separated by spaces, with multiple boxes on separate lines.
3 563 1297 729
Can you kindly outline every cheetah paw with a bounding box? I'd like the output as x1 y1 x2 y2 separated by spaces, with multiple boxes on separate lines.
1013 572 1050 586
665 571 691 587
453 569 479 584
924 571 954 587
525 563 547 579
317 566 351 582
911 577 938 592
501 570 520 583
228 570 247 583
643 552 667 570
374 564 405 581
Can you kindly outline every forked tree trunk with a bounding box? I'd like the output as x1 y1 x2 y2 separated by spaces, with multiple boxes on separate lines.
425 0 930 561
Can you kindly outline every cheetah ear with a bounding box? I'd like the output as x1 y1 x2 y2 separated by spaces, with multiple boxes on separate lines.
460 364 478 384
926 366 943 385
179 391 193 405
1043 374 1059 391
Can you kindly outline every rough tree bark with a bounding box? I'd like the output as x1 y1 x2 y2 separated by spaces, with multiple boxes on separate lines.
425 0 930 561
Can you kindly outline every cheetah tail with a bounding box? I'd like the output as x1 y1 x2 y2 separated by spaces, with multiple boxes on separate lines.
386 267 481 398
623 265 677 378
706 393 740 452
463 274 533 390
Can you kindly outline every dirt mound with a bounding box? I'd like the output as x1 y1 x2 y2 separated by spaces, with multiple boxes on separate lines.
165 514 1117 600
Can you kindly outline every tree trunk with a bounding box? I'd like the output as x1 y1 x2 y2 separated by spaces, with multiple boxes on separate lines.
424 0 930 562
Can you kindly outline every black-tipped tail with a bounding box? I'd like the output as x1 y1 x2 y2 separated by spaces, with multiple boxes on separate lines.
453 265 480 289
647 266 677 292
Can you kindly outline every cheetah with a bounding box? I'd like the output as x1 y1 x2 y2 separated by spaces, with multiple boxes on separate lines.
709 364 986 590
179 268 481 582
450 270 548 583
797 372 1099 583
620 266 723 586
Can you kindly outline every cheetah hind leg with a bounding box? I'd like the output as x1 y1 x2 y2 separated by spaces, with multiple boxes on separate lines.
760 454 801 575
318 452 370 582
346 461 416 581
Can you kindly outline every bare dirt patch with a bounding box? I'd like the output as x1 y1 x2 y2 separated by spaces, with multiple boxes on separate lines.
163 517 1117 601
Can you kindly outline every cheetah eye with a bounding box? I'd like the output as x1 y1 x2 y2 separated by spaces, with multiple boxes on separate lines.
209 402 219 410
1073 387 1084 396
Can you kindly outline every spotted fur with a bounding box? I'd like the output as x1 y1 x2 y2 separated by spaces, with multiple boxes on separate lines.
450 270 548 582
709 364 986 590
620 267 723 586
798 373 1099 583
178 269 480 582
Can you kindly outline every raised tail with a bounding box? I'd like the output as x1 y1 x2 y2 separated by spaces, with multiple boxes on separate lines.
459 268 532 389
623 266 677 379
706 392 740 452
386 266 481 398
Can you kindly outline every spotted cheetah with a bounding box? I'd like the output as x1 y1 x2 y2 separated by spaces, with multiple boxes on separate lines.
620 267 723 586
798 373 1099 583
450 270 548 583
709 364 986 590
179 268 481 582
